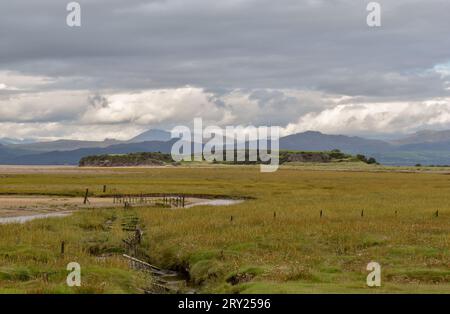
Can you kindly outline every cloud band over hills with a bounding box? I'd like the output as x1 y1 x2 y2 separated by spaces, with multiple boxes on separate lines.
1 0 450 141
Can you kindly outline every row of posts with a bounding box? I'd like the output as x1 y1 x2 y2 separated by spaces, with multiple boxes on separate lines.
113 194 186 208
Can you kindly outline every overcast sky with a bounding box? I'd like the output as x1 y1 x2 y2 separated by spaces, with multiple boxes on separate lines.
1 0 450 141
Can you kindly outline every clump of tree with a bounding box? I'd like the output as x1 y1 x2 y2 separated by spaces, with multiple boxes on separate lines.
216 149 358 165
328 149 348 160
428 164 450 167
356 154 378 164
79 152 174 167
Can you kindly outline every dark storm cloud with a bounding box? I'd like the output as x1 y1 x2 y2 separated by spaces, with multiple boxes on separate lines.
0 0 448 98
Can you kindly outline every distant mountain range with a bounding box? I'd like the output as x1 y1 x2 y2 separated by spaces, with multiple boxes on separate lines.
391 129 450 145
0 138 36 145
280 131 389 153
128 129 172 143
6 139 122 152
0 139 177 165
2 129 450 166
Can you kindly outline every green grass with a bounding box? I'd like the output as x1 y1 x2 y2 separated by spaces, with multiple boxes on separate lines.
0 165 449 293
0 210 150 293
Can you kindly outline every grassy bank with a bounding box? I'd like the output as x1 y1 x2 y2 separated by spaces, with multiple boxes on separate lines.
0 165 449 293
0 209 150 293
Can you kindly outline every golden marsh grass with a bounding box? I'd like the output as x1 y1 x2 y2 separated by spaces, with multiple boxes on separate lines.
0 165 449 293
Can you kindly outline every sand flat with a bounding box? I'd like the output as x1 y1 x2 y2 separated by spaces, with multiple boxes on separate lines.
0 195 114 218
0 195 243 220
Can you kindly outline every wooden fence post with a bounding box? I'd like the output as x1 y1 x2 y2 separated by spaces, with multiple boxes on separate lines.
83 189 89 204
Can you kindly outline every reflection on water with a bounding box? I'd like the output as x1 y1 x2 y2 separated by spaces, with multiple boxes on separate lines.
0 212 72 225
0 198 244 225
185 199 243 208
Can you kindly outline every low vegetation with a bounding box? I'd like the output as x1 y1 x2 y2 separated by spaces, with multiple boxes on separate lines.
0 165 448 293
79 149 377 167
79 152 174 167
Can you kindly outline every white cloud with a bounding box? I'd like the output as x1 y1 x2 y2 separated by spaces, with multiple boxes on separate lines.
434 63 450 78
0 71 54 90
284 98 450 135
80 87 229 126
0 90 88 123
0 122 142 142
2 72 450 141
